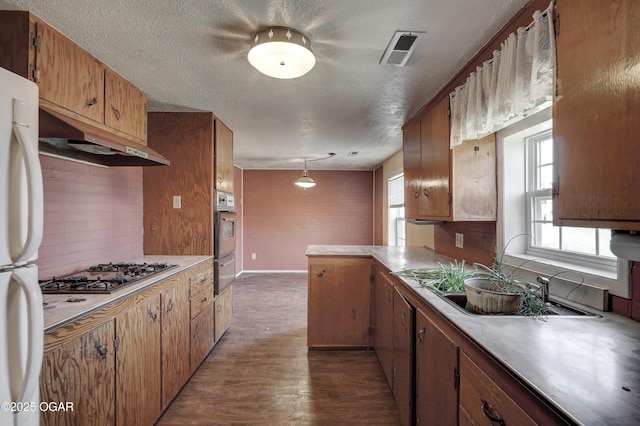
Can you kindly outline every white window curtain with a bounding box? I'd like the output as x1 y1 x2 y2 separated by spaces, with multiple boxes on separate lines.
450 2 555 148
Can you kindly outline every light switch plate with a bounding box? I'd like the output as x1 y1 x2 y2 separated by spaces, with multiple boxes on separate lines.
173 195 181 209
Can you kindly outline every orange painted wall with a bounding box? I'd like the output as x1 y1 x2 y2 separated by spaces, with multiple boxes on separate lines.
243 170 374 271
234 165 243 274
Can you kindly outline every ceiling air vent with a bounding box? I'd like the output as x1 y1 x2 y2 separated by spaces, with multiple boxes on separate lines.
380 31 425 67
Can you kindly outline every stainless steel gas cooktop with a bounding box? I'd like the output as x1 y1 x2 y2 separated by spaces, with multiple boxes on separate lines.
39 262 176 294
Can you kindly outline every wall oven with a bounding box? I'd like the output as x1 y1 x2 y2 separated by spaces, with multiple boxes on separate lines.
214 190 236 295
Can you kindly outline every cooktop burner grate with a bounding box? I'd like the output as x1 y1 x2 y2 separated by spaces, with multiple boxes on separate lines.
39 262 177 294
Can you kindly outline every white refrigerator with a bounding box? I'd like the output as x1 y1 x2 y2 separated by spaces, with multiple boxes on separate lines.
0 66 45 426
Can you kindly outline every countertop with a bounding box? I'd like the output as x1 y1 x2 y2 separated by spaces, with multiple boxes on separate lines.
42 255 212 332
307 245 640 425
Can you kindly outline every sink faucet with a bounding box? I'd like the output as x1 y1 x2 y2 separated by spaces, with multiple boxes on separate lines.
536 276 550 303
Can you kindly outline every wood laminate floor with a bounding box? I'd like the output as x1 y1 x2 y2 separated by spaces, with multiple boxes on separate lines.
156 272 401 425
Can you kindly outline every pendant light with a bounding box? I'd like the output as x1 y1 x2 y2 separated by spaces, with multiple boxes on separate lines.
248 27 316 79
294 159 316 188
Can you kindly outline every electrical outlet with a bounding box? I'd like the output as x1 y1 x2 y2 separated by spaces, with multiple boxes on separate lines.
173 196 181 209
455 233 464 248
251 253 257 260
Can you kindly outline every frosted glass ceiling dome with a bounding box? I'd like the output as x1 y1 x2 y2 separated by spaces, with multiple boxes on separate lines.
248 27 316 79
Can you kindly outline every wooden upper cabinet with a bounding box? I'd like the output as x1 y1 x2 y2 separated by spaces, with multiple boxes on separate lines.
0 11 149 143
553 0 640 230
420 96 452 219
144 112 234 256
403 96 496 222
403 97 452 221
37 17 105 123
215 119 234 192
105 68 148 142
403 119 422 220
451 133 496 221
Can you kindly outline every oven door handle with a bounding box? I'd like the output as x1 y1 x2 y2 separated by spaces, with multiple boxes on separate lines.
219 259 235 268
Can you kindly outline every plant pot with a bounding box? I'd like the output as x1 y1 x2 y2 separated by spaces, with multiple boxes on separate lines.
463 278 524 314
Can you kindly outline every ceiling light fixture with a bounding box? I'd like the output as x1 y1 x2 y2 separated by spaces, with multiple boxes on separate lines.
295 159 316 188
294 153 336 189
248 27 316 79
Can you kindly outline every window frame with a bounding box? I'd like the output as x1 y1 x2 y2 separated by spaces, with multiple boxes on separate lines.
496 108 629 300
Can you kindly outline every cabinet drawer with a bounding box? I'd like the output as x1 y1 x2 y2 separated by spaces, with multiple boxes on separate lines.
190 282 213 320
459 351 536 426
189 262 213 293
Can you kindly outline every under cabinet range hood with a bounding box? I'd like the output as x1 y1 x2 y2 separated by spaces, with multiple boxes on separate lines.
38 107 170 167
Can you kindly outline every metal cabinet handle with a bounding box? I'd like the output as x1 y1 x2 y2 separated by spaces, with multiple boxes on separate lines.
414 190 420 199
317 269 326 278
417 327 426 343
111 105 121 120
86 97 97 107
94 341 108 360
400 312 407 328
147 309 158 322
423 188 430 198
481 400 505 426
166 299 174 313
201 297 208 303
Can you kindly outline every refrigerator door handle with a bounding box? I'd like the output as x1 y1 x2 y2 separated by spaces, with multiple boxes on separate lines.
11 98 44 264
10 267 44 403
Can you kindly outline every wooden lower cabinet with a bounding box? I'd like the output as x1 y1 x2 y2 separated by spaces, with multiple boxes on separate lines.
116 295 162 426
190 303 215 375
364 263 568 426
459 351 536 426
392 286 414 426
214 284 233 342
161 275 191 409
39 261 217 426
40 320 116 426
415 308 458 425
307 256 374 348
373 267 394 389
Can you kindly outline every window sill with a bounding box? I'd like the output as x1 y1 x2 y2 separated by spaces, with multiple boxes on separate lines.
501 252 630 302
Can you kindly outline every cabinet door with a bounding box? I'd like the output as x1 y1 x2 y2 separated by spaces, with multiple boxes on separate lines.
403 119 422 220
215 119 234 193
307 257 373 348
191 303 215 375
553 0 640 230
451 133 496 221
40 320 116 426
104 68 148 142
415 309 458 425
459 351 536 426
420 97 451 219
36 19 105 122
161 276 191 409
392 287 414 426
373 267 394 389
214 284 234 342
116 295 162 426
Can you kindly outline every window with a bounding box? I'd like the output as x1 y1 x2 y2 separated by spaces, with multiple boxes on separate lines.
497 108 627 301
525 131 615 267
388 174 405 247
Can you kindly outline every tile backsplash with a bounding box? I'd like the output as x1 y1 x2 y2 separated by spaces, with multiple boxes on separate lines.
37 155 144 279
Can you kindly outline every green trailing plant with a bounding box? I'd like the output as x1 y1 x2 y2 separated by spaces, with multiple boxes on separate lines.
392 260 474 294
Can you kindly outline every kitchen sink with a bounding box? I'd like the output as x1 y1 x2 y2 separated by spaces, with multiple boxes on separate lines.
441 293 600 317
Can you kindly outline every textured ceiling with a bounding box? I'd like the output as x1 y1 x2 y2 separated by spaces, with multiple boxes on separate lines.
0 0 528 170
